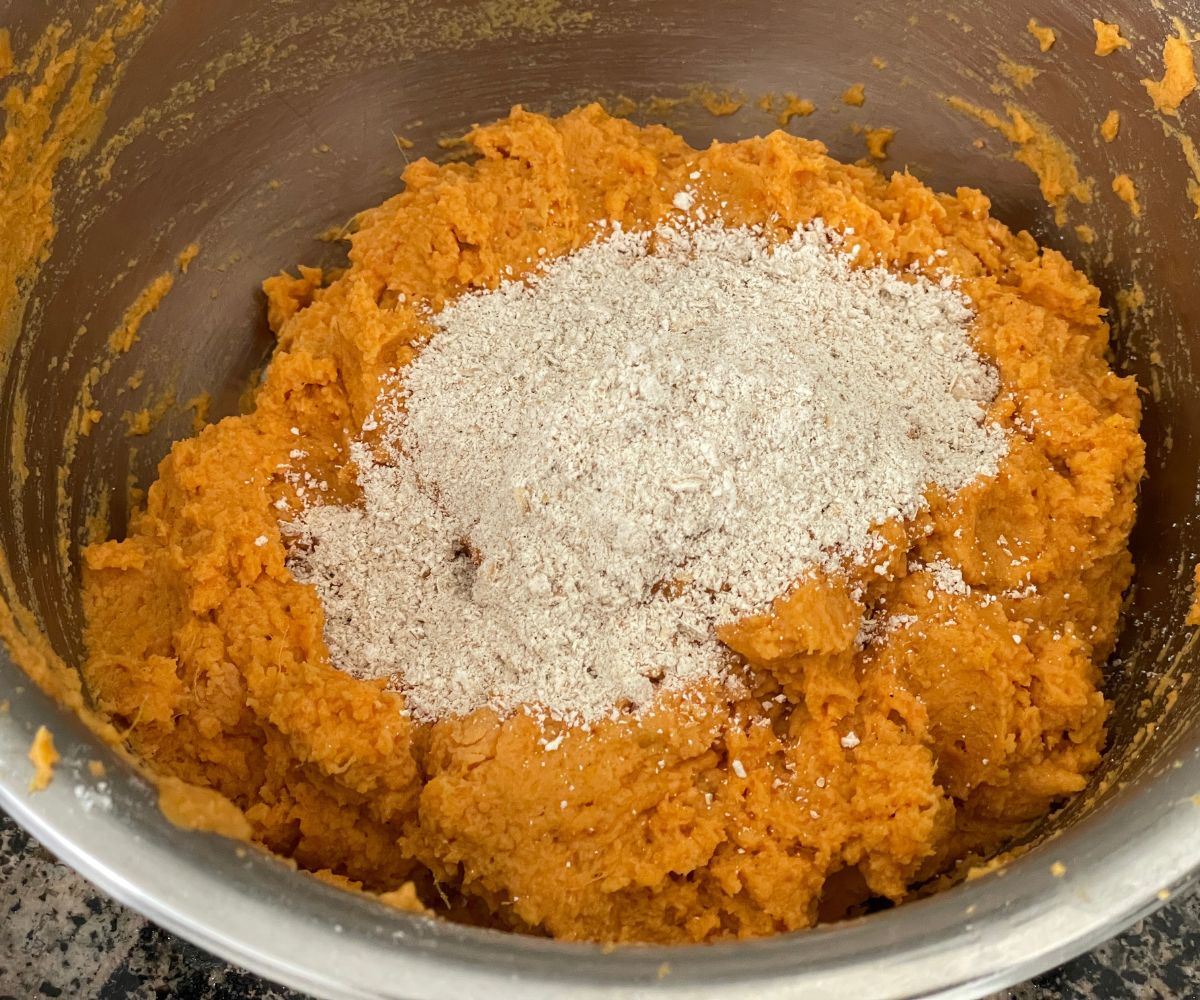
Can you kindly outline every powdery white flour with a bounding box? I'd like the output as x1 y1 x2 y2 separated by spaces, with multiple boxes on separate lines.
287 220 1009 722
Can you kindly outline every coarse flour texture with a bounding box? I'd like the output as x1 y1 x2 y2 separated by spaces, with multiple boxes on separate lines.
288 221 1009 721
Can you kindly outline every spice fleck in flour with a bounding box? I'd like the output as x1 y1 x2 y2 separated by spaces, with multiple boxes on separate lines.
288 220 1008 722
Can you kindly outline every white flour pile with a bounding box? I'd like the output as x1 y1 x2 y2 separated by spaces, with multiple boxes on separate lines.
287 220 1009 722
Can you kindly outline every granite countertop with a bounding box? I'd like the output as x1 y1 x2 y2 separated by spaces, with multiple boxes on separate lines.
1 810 1197 999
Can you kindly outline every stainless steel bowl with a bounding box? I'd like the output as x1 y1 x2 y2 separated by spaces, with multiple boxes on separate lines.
3 1 1200 997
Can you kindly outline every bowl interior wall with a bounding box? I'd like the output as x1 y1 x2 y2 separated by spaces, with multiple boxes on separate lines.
2 0 1200 958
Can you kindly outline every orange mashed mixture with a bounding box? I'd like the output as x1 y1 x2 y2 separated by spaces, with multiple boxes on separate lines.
81 105 1143 942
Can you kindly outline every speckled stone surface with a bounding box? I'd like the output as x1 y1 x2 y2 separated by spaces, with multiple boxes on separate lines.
1 809 1197 999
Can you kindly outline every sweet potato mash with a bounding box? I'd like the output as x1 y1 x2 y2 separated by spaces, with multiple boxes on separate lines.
80 105 1143 942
